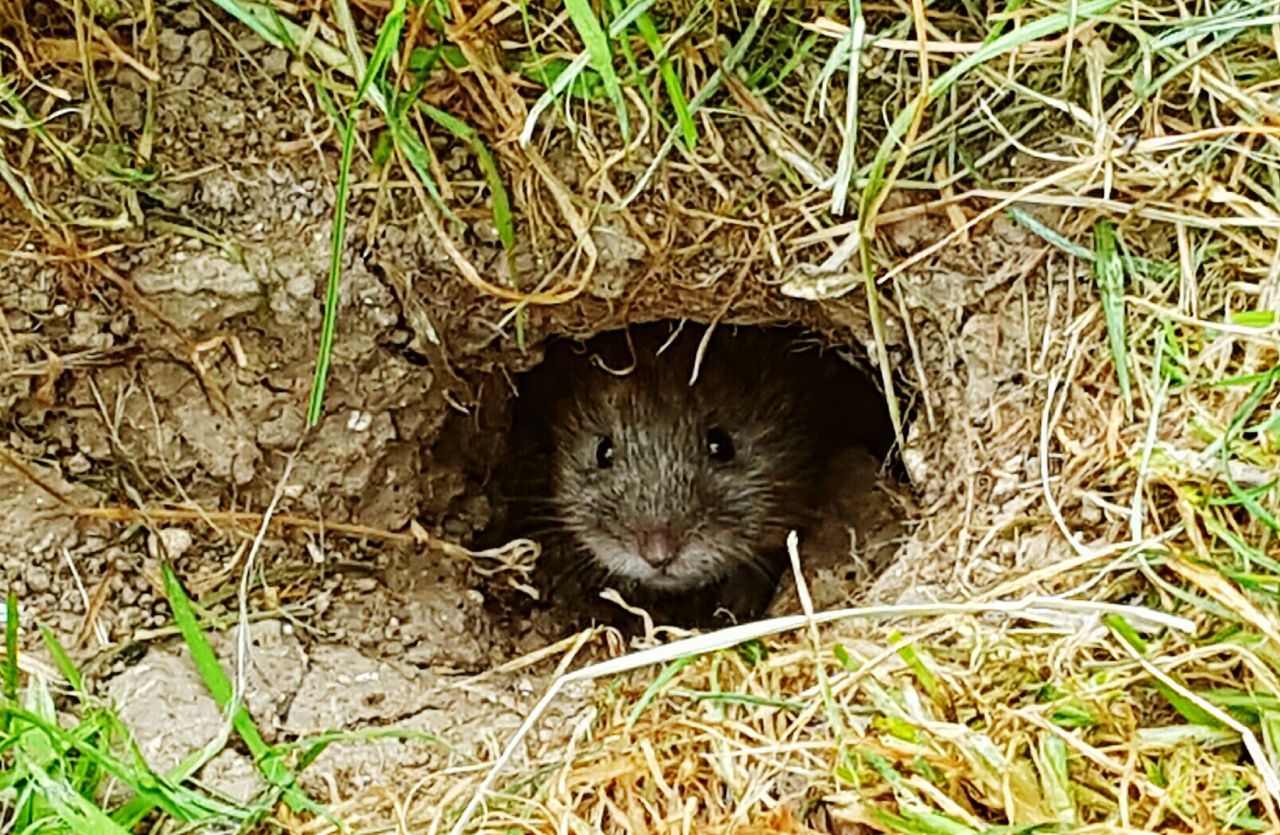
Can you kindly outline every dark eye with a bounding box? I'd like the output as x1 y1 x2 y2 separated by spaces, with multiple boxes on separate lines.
595 436 615 469
706 427 735 463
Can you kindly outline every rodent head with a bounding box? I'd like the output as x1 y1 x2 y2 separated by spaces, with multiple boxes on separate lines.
549 329 820 594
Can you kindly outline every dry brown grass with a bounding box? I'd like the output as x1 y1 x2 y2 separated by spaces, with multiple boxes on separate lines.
4 0 1280 832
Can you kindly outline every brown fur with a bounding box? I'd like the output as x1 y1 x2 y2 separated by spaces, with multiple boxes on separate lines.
546 323 834 622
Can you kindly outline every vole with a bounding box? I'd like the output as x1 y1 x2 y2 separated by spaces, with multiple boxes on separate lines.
542 323 843 624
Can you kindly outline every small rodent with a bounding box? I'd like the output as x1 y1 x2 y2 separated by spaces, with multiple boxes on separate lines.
543 323 843 623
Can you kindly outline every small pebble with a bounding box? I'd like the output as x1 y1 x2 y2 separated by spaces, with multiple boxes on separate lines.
262 49 289 77
157 527 194 559
182 66 208 89
158 28 186 63
187 30 213 67
26 568 51 593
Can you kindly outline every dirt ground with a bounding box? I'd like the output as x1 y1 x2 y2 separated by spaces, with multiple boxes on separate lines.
0 1 1098 824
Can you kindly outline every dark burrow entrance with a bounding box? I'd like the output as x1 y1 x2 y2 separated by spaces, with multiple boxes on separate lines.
483 320 901 632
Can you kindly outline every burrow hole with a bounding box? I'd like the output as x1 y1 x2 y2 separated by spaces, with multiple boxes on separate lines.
481 320 904 630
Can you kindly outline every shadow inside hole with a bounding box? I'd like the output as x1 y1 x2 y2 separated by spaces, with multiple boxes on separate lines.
487 320 898 630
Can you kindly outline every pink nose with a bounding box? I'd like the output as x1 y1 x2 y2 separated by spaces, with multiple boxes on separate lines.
634 525 682 568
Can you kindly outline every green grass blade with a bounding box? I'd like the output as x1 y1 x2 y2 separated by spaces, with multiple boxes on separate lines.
161 564 331 820
1210 369 1280 534
606 0 656 126
383 104 452 216
4 592 16 711
631 11 695 148
36 623 84 695
563 0 629 141
859 0 1124 217
1092 219 1132 415
306 116 356 428
1220 470 1280 536
202 0 295 50
307 0 407 427
26 764 133 835
1106 615 1220 726
113 701 260 827
523 0 656 144
417 100 523 343
1136 3 1257 97
626 656 695 729
1038 734 1075 824
7 705 249 822
418 104 514 254
891 631 941 703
